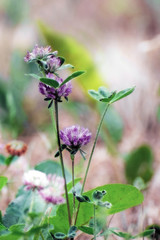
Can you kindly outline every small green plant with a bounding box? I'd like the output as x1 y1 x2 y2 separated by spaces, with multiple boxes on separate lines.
0 44 152 240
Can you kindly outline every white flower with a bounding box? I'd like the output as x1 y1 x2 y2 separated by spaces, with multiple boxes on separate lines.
23 170 49 191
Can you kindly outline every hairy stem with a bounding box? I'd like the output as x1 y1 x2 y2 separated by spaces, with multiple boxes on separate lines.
75 104 110 224
54 101 71 226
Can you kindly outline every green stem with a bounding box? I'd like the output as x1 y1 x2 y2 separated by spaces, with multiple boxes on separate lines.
40 231 45 240
74 104 110 224
71 154 75 224
81 104 110 192
94 205 96 240
54 101 71 226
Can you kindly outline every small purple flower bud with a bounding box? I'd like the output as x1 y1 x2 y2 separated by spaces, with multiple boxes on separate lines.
60 125 92 149
39 174 65 205
47 56 62 72
39 73 72 101
24 44 56 62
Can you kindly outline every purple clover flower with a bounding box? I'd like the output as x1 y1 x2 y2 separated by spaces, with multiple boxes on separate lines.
39 174 65 205
60 125 92 150
24 44 55 62
39 73 72 101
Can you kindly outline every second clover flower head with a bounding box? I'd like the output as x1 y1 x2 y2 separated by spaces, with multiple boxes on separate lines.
24 44 53 62
39 73 72 102
23 170 65 205
39 174 65 205
24 44 62 74
60 125 92 150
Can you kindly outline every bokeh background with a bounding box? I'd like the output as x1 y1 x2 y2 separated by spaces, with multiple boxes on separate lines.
0 0 160 237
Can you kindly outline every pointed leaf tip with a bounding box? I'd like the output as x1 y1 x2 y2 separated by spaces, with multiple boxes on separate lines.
110 86 135 104
59 70 86 87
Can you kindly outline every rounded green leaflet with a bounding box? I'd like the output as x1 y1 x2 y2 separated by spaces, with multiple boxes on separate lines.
51 184 144 235
78 184 144 218
124 144 153 184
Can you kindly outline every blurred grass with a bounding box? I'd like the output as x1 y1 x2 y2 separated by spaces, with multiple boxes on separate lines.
0 0 29 25
37 21 105 92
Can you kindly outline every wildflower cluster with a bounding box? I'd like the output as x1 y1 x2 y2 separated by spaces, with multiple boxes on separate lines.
24 44 78 105
21 44 141 240
23 169 65 205
24 44 91 156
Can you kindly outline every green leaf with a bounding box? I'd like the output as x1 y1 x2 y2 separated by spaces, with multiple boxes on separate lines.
110 230 132 239
110 229 155 239
99 227 118 237
136 229 155 238
89 87 117 103
51 184 143 234
68 226 77 237
0 176 8 191
124 145 154 184
25 73 40 80
110 86 135 103
100 91 117 103
88 90 100 101
0 233 21 240
39 77 59 88
58 64 74 71
78 184 144 218
2 190 32 227
34 160 71 182
98 87 109 98
78 226 93 235
59 71 85 87
9 223 25 233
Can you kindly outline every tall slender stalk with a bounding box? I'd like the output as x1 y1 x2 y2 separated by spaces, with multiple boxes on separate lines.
94 205 96 240
74 104 110 224
54 101 71 226
71 154 75 224
40 231 45 240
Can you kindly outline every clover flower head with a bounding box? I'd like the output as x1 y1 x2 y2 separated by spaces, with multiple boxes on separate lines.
5 140 27 156
60 125 92 149
39 174 65 205
23 170 49 191
24 44 53 62
47 56 62 72
39 73 72 101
